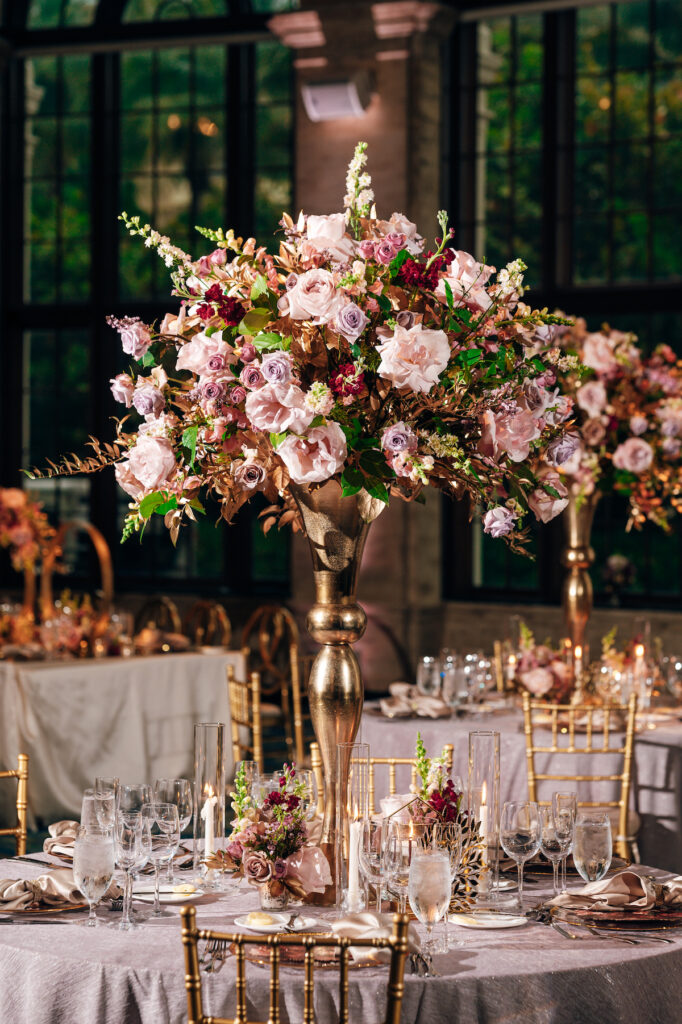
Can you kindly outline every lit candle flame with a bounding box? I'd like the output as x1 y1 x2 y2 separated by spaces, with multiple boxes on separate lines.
481 780 487 806
574 645 582 660
635 644 645 658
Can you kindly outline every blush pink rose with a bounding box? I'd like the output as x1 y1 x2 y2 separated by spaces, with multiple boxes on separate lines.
245 382 313 434
110 373 135 407
377 212 424 255
376 324 450 394
479 408 541 463
520 667 554 697
612 437 654 473
302 213 355 264
582 332 619 375
120 321 151 359
528 470 569 523
279 269 345 324
120 436 177 495
176 330 236 376
276 422 347 484
576 380 607 418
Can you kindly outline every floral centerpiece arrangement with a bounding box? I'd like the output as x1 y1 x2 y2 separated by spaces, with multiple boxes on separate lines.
0 488 55 574
513 622 573 702
28 142 575 552
215 762 331 909
537 320 682 529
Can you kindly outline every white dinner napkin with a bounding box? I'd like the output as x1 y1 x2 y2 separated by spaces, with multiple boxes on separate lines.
380 683 450 719
548 870 682 911
330 911 421 963
0 868 122 912
43 820 79 859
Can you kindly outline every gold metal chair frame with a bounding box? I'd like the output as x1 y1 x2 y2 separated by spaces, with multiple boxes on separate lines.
134 594 182 635
522 692 638 861
310 741 454 817
242 605 305 765
180 904 410 1024
227 665 264 773
40 519 114 620
183 600 232 648
0 754 29 856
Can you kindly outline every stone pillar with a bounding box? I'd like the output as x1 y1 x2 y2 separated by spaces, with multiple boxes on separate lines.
270 1 456 689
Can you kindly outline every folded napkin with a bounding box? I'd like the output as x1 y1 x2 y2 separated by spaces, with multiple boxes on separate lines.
380 684 450 719
0 868 122 912
548 870 682 912
331 911 420 963
43 820 79 860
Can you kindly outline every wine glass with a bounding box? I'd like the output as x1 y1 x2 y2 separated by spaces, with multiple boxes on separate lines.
384 822 411 914
408 849 452 953
573 813 612 882
73 825 115 927
416 656 441 696
539 806 566 896
95 777 119 800
552 791 577 891
81 789 115 833
118 783 152 815
112 813 145 931
500 801 540 908
154 778 193 882
359 819 385 912
430 822 462 952
144 803 180 917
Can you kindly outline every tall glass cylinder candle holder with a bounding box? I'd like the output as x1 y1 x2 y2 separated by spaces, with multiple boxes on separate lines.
193 723 226 890
335 742 369 914
468 731 501 907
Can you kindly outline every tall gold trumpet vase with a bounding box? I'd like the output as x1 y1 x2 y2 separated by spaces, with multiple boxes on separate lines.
290 481 385 904
561 490 600 648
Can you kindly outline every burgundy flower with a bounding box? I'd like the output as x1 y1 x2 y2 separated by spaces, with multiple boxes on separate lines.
330 363 365 398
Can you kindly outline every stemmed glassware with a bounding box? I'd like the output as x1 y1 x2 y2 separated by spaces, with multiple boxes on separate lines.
73 825 115 927
408 848 452 953
552 791 577 891
429 823 462 952
81 789 115 833
154 778 193 882
539 806 567 896
573 813 612 882
500 801 540 908
112 812 150 931
416 656 441 696
297 770 318 822
118 783 152 815
359 819 385 911
143 803 181 917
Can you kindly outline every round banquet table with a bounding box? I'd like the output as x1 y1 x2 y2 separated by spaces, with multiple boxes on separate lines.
1 856 681 1024
358 702 682 873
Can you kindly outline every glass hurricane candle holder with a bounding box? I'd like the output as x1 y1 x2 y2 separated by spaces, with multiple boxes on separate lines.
193 722 225 890
335 742 369 914
468 730 501 907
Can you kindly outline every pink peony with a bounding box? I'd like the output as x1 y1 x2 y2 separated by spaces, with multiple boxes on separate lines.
277 422 347 484
279 268 345 324
528 470 569 523
176 330 236 376
245 382 313 434
576 380 607 418
110 373 135 408
120 436 177 495
582 332 619 375
376 324 450 394
520 667 554 697
435 250 494 313
479 408 541 463
612 437 654 473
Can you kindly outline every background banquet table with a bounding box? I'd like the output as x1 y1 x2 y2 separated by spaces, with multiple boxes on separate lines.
359 705 682 873
0 650 244 826
0 856 680 1024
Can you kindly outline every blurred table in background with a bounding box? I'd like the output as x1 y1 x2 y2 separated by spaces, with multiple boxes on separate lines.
0 650 244 826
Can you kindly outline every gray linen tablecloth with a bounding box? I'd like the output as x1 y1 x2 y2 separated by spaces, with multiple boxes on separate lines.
0 857 681 1024
359 706 682 873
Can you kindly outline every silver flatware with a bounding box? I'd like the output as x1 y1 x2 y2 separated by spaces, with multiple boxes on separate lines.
10 856 57 869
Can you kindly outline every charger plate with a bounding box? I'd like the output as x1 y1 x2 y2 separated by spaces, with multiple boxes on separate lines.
231 936 382 970
557 906 682 931
4 902 88 916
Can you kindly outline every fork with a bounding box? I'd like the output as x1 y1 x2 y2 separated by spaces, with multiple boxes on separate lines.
283 912 301 934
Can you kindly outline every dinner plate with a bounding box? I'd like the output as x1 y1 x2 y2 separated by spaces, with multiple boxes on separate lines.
451 912 527 929
3 902 88 916
132 885 205 905
233 913 324 934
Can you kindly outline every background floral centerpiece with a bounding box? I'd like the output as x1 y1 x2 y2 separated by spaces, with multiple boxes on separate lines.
0 487 55 574
513 622 573 702
216 762 330 909
30 142 575 553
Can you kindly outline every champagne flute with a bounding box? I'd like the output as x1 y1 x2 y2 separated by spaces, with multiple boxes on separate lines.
500 801 540 908
143 803 180 917
573 813 612 882
408 849 451 953
552 791 577 891
73 825 115 927
154 778 193 882
539 806 566 896
359 819 385 912
81 788 116 833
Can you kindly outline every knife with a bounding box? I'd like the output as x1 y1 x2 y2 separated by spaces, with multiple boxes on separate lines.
9 856 58 869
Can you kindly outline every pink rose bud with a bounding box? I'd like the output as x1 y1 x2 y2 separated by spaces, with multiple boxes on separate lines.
240 342 257 363
357 240 376 260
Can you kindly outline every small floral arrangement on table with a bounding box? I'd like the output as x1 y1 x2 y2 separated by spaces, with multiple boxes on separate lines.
514 622 573 702
29 142 575 555
0 488 55 573
211 762 330 903
536 320 682 529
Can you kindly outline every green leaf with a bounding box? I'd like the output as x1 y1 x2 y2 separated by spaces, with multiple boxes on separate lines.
542 484 562 499
139 351 156 368
250 274 269 303
341 466 364 489
309 415 325 428
238 308 271 335
138 491 168 519
364 477 390 503
444 279 454 310
341 480 362 497
388 249 410 278
252 332 289 352
204 325 217 337
458 348 483 367
341 418 362 448
156 497 178 515
269 432 287 449
182 424 198 469
359 449 393 480
377 292 392 314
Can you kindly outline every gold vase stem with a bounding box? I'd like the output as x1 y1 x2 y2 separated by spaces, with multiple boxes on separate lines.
561 490 599 648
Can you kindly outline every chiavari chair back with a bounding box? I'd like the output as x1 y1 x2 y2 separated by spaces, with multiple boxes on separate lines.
180 904 410 1024
0 754 29 856
227 665 264 774
522 692 639 861
183 600 232 647
133 595 182 635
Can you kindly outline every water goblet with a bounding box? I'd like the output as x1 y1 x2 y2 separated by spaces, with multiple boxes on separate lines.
500 801 540 908
73 825 115 927
118 783 152 815
154 778 193 881
408 849 452 954
359 819 385 912
552 791 577 891
81 789 115 833
430 822 462 952
144 802 180 916
539 806 567 896
573 813 612 883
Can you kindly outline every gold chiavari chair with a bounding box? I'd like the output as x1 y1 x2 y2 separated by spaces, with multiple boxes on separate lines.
309 741 455 817
183 599 232 648
0 754 29 856
180 904 410 1024
134 595 182 635
227 665 264 774
522 692 639 862
242 605 305 765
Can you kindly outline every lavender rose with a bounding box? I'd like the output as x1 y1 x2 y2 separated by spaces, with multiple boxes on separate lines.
261 351 293 385
273 858 288 879
240 364 265 390
612 437 654 473
120 320 151 360
233 459 267 490
546 433 581 468
576 380 608 418
133 385 165 418
206 353 226 373
375 239 398 265
201 380 225 403
242 850 272 884
357 240 375 260
663 437 681 458
396 310 416 330
335 302 369 342
240 342 257 363
482 506 516 538
381 421 418 455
